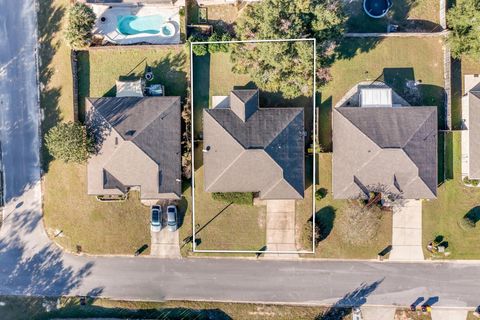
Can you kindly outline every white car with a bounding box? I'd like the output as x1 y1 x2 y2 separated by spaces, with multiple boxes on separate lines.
150 205 162 232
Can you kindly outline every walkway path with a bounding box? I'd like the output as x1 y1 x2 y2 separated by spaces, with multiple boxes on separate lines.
389 200 424 261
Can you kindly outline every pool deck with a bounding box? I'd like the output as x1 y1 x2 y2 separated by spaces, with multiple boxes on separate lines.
91 4 181 45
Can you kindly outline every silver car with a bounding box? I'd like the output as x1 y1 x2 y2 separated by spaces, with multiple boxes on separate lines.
166 205 178 232
150 205 162 232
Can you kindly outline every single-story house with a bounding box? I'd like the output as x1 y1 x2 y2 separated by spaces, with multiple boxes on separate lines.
333 84 437 200
462 75 480 180
203 89 305 200
86 96 182 200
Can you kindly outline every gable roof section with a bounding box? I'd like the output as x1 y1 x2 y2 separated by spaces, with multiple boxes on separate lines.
203 91 304 200
230 89 259 122
333 107 437 199
86 97 181 199
469 84 480 179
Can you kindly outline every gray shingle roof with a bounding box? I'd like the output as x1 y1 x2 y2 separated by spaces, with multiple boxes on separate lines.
469 83 480 179
333 106 437 199
86 97 181 199
203 90 305 200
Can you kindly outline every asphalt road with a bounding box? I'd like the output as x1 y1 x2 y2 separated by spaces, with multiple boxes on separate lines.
0 0 479 310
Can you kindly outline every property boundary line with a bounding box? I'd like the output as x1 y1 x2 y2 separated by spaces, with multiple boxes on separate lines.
190 38 317 254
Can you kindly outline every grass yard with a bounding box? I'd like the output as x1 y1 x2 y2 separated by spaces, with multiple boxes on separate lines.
0 295 352 320
451 55 480 129
423 132 480 259
298 154 393 259
192 164 267 251
320 37 445 149
77 47 188 119
39 0 190 255
43 162 150 255
192 52 251 137
345 0 440 33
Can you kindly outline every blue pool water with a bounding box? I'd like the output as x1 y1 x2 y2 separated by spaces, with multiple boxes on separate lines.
117 15 167 35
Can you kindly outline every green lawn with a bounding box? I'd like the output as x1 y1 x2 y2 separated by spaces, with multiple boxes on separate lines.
0 295 352 320
298 154 393 259
423 132 480 260
451 55 480 129
192 164 267 251
320 37 445 149
77 47 188 119
40 0 190 255
346 0 440 33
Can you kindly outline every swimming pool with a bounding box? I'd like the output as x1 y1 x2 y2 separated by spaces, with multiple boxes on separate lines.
363 0 392 18
117 15 175 37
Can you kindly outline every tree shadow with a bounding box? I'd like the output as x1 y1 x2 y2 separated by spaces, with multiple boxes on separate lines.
451 58 463 129
345 0 442 33
316 206 336 241
316 278 384 319
465 206 480 224
38 0 65 175
0 238 98 297
47 301 233 320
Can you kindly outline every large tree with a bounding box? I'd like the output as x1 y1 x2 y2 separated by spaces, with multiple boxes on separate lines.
65 3 96 48
231 0 345 98
45 122 94 164
447 0 480 59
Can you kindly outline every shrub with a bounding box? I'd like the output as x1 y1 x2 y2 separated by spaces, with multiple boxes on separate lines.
336 202 382 245
189 34 208 56
212 192 253 205
315 188 328 200
208 32 232 53
301 218 321 249
463 176 480 186
65 3 96 48
45 122 94 163
459 215 476 231
181 90 192 179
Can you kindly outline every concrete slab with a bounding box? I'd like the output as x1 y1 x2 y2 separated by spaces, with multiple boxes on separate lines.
264 200 298 259
361 306 396 320
150 227 181 258
431 308 468 320
390 200 424 261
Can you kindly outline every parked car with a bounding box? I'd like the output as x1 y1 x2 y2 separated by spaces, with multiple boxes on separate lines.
150 205 162 232
166 205 178 232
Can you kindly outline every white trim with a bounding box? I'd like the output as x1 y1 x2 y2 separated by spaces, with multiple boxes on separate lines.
190 38 316 254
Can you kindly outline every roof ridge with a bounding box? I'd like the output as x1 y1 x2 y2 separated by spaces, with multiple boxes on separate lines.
263 108 303 147
205 149 246 191
133 97 178 138
335 108 383 149
400 107 436 148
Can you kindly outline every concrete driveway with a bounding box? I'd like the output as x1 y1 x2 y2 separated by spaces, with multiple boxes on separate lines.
389 200 424 261
265 200 298 258
150 226 181 258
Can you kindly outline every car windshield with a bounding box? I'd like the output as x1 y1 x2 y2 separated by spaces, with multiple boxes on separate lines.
152 210 159 223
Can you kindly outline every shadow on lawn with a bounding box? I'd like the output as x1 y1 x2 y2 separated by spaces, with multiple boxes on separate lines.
77 51 187 122
465 207 480 224
38 0 64 174
345 0 442 33
49 299 233 320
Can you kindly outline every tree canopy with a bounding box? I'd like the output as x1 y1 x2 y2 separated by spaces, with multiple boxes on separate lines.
45 122 94 164
447 0 480 59
231 0 346 98
65 3 96 48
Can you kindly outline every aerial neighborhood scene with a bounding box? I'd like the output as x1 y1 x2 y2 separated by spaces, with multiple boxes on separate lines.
1 0 480 318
